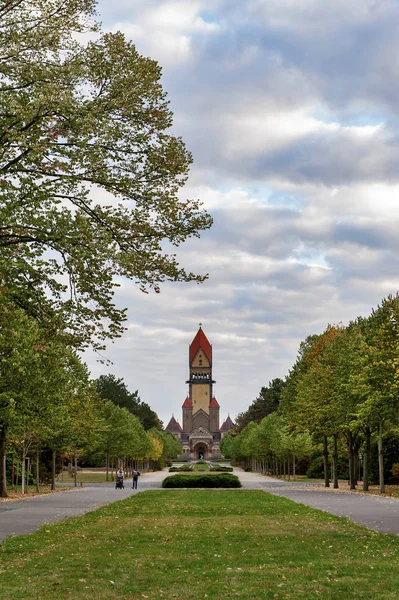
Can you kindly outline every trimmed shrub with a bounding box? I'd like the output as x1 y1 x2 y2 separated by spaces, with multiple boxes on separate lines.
169 467 179 472
211 466 233 472
162 473 241 488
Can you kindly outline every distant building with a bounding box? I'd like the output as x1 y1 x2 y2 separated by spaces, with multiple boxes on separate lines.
165 326 235 459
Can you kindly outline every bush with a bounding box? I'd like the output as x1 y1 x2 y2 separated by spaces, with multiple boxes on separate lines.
152 458 165 471
169 467 179 472
211 466 233 472
162 473 241 488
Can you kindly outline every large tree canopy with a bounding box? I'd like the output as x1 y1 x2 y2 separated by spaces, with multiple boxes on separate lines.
0 0 212 349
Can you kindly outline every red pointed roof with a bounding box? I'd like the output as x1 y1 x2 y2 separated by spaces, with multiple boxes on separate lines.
190 326 212 364
182 396 192 408
209 397 219 408
220 415 235 432
165 416 182 432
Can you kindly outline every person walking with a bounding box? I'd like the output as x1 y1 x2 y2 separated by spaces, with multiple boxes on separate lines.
132 469 140 489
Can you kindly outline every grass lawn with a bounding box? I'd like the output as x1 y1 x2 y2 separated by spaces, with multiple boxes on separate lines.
57 472 110 484
193 463 209 471
1 490 399 599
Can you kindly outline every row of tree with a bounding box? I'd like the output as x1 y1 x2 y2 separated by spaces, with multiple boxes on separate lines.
0 1 206 496
222 295 399 492
0 299 181 497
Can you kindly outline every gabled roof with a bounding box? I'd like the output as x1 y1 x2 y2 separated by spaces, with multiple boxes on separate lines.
209 397 219 408
189 326 212 364
182 396 192 408
165 416 182 432
220 415 235 432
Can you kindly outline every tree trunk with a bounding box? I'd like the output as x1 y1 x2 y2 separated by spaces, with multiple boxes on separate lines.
348 430 356 490
332 433 339 489
106 452 109 482
0 426 7 498
293 454 296 481
363 427 371 492
74 450 78 488
51 450 56 491
36 450 40 493
21 455 25 494
322 435 330 488
378 423 385 494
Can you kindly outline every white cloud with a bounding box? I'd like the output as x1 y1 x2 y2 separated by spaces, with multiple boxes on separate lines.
85 1 399 426
106 0 220 66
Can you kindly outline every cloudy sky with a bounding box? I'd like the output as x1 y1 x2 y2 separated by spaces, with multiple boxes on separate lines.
85 0 399 427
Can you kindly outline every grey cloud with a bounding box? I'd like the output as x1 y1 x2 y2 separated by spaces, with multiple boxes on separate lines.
84 1 399 425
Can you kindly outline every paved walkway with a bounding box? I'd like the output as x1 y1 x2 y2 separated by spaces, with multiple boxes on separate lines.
2 467 399 543
0 470 166 543
236 467 399 535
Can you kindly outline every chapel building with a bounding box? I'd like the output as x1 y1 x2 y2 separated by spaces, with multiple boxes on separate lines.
165 326 234 460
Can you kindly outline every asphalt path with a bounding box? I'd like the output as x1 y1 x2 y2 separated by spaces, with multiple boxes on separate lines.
2 467 399 543
0 470 166 543
237 468 399 535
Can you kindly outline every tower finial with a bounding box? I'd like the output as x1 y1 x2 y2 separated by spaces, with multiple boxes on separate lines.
199 322 202 328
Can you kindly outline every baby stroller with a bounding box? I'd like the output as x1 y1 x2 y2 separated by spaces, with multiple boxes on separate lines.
115 474 124 489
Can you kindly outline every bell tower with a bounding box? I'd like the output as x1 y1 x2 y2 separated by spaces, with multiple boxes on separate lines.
166 325 228 460
187 324 215 413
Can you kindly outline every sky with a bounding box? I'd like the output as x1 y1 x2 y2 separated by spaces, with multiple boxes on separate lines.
85 0 399 427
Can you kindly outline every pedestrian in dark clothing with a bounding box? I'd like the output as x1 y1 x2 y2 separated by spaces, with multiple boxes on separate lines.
132 469 140 489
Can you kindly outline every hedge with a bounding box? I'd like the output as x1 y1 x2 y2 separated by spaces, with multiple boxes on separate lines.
211 466 233 472
162 473 241 488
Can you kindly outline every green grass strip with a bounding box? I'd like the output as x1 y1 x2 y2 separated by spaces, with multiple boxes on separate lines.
1 490 399 599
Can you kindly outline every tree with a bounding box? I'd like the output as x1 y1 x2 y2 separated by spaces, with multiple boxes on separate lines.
95 374 161 430
285 327 343 488
41 351 102 489
0 0 212 350
220 431 237 460
235 379 285 432
0 297 48 497
355 297 399 493
149 428 181 464
96 375 138 411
